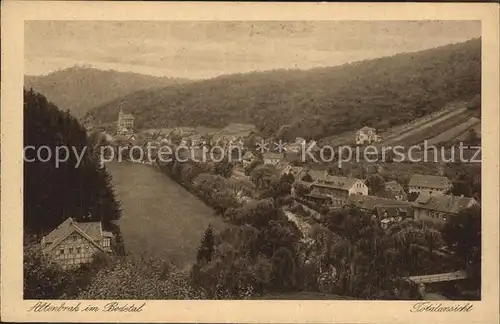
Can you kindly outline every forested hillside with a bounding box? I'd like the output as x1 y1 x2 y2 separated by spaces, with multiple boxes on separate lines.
87 38 480 140
24 66 190 118
23 89 121 236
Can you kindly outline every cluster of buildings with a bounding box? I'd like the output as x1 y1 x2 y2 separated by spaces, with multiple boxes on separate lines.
41 113 478 271
282 163 478 228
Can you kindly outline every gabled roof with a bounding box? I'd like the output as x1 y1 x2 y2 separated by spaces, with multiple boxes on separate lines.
77 222 103 241
289 166 305 176
413 192 477 214
357 126 376 133
276 161 291 172
376 205 411 218
42 218 109 253
408 174 451 189
263 152 283 160
43 218 104 243
312 175 361 191
347 195 411 210
304 169 327 181
121 114 134 119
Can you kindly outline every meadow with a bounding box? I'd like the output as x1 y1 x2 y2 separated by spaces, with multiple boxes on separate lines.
107 161 226 268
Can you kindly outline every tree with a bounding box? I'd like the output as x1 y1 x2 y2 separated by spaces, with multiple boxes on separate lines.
441 206 481 269
214 158 234 178
23 89 121 236
197 225 216 265
244 159 262 176
79 258 202 299
366 174 385 196
301 173 313 182
250 164 278 190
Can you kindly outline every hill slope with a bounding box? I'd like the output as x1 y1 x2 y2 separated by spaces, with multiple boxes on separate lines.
87 38 481 139
24 66 191 118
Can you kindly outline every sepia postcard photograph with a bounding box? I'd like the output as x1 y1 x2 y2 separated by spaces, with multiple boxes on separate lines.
1 1 499 323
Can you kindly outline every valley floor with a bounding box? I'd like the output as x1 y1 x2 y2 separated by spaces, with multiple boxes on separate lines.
107 161 225 268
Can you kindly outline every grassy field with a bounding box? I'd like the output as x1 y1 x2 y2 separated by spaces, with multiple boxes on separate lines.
107 161 226 268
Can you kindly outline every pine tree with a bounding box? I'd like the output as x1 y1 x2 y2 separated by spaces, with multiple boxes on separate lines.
196 224 215 264
23 89 122 237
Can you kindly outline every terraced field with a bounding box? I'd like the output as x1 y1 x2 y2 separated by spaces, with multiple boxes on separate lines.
396 112 471 147
423 117 480 147
381 106 468 146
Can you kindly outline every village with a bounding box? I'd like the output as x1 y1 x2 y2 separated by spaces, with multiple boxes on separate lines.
21 21 484 301
37 104 482 300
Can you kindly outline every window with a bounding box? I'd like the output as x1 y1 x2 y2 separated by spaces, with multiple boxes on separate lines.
77 247 81 253
69 248 73 253
60 249 64 255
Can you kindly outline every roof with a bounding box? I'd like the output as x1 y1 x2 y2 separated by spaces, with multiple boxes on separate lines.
313 175 362 191
263 152 283 159
242 151 256 159
276 161 291 171
102 231 114 238
77 222 103 241
408 174 451 189
305 193 332 200
413 192 477 214
347 195 411 210
43 218 105 244
121 114 134 119
376 205 411 218
304 169 327 181
293 180 314 189
357 126 376 133
289 166 305 176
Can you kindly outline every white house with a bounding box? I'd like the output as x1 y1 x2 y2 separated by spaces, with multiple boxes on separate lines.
355 126 381 145
263 152 283 165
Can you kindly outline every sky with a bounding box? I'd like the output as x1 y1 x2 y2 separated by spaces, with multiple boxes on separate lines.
25 20 481 80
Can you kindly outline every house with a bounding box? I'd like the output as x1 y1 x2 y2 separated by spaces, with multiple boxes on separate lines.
189 134 202 147
241 151 257 168
412 192 478 225
175 127 196 137
286 138 307 153
408 174 452 195
308 176 368 207
117 108 134 135
347 194 412 212
355 126 381 145
263 152 283 165
347 195 413 227
384 180 407 200
279 165 306 180
41 217 114 269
